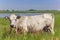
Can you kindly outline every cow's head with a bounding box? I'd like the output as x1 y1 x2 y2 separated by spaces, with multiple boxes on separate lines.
5 14 21 28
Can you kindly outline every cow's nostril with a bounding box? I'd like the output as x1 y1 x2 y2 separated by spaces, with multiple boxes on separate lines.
10 25 14 28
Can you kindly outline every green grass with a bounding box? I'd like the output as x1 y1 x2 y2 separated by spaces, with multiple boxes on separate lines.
0 13 60 40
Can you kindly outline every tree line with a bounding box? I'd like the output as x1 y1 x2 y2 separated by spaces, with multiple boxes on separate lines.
0 9 60 13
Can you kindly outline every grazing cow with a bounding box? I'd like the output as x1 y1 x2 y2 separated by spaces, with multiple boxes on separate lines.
5 13 54 35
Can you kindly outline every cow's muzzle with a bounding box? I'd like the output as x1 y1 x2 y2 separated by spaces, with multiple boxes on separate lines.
10 25 14 28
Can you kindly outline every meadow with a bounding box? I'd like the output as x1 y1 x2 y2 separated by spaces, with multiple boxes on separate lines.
0 12 60 40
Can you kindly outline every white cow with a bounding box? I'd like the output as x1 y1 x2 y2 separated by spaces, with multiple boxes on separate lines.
6 13 54 35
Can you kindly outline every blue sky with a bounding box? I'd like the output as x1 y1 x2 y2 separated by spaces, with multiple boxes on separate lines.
0 0 60 10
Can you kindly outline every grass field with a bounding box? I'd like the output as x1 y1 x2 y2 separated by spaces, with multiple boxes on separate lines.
0 13 60 40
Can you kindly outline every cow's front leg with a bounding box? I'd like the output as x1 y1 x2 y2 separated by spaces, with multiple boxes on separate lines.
15 27 18 34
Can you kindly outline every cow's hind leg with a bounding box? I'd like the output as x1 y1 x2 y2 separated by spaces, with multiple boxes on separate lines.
49 22 54 35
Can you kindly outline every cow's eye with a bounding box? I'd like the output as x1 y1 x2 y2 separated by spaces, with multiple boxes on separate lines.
15 19 17 21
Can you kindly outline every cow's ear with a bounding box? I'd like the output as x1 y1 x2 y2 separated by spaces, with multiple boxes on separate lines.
5 16 9 19
16 16 21 19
